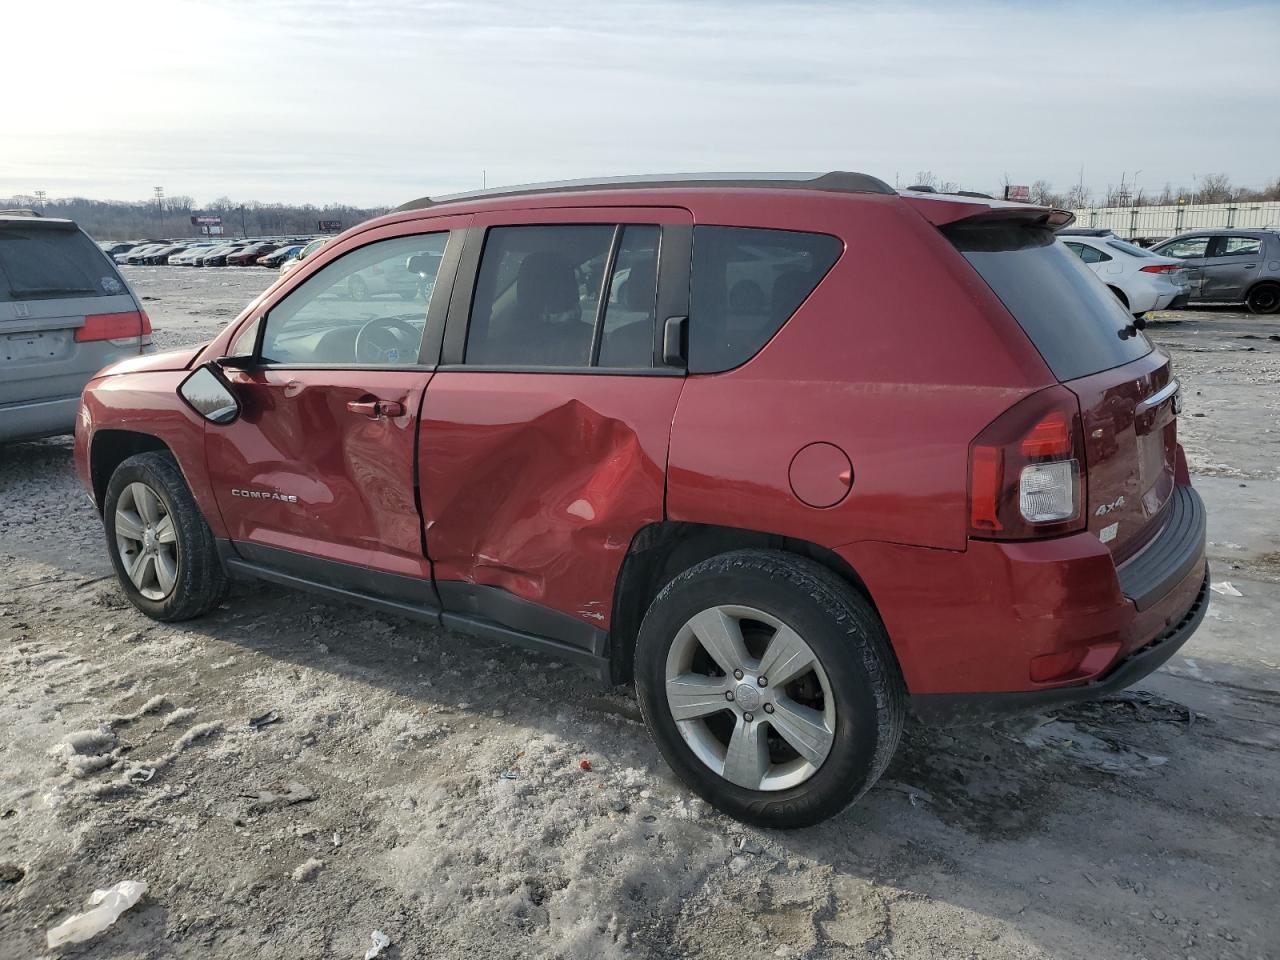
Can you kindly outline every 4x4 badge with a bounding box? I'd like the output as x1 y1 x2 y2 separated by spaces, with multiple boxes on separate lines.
1095 496 1126 516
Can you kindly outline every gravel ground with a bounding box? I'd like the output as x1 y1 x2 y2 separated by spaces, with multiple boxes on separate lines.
1 267 1278 959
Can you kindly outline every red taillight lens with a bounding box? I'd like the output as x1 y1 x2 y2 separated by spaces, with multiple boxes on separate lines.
75 310 151 343
1140 264 1179 274
968 387 1086 540
1021 410 1072 458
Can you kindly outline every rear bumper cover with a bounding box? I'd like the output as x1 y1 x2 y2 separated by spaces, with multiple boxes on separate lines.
0 394 80 442
911 568 1208 724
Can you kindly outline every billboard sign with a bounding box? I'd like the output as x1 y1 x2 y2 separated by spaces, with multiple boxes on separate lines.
318 220 343 233
191 215 222 225
1003 185 1032 202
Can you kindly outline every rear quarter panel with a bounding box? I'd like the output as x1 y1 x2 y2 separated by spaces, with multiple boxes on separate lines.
666 193 1055 553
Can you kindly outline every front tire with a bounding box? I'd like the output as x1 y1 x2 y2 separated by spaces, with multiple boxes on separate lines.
634 550 904 828
103 451 228 621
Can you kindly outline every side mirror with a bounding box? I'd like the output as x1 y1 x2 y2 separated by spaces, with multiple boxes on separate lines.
178 363 241 424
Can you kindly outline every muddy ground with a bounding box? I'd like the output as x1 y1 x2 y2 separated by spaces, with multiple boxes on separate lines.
1 266 1277 960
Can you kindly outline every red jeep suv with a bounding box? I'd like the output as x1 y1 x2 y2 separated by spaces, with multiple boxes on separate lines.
73 173 1208 827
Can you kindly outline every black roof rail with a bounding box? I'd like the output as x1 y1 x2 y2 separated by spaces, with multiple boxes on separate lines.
396 170 895 212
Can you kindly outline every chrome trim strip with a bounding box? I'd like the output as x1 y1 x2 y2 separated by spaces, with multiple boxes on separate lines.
1137 378 1179 414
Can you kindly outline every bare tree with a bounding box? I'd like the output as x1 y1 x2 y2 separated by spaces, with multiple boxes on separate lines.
910 170 938 190
1196 173 1234 204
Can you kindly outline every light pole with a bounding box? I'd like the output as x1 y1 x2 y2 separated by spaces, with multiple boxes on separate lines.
154 186 165 236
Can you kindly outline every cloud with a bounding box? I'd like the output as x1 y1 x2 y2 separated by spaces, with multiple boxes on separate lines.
4 0 1278 205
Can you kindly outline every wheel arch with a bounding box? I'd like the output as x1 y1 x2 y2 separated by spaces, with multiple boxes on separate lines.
608 521 886 685
1245 278 1280 310
90 430 173 514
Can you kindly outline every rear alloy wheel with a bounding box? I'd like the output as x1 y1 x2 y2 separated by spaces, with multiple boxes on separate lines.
104 451 228 621
635 549 904 828
1246 283 1280 315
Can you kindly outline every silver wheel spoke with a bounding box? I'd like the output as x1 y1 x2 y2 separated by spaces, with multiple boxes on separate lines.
154 515 176 544
688 608 750 675
666 673 730 721
721 718 769 789
756 624 817 687
127 550 152 590
153 549 177 594
132 483 161 525
767 696 834 766
115 508 145 541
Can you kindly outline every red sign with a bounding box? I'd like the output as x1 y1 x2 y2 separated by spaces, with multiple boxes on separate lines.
1003 185 1031 202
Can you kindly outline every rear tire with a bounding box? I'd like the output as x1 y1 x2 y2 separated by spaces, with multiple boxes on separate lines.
634 549 904 828
1246 282 1280 315
103 451 228 622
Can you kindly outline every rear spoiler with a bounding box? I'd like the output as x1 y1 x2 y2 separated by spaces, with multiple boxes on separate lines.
899 190 1075 230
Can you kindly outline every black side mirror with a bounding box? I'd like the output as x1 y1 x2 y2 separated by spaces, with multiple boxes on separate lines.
178 363 241 424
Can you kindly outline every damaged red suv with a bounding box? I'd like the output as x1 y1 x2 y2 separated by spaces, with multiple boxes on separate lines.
74 173 1208 827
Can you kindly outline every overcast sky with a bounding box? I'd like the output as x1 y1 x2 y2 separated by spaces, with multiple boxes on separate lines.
4 0 1278 207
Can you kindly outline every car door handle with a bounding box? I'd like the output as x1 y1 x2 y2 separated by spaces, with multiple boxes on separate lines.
346 398 405 419
1243 264 1257 269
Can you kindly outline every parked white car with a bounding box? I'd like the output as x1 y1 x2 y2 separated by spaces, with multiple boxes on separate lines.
1060 235 1192 316
280 236 330 273
167 243 222 266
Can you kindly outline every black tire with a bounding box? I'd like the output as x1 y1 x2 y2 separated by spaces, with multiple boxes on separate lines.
1108 285 1130 309
1245 282 1280 315
634 549 904 828
103 451 228 621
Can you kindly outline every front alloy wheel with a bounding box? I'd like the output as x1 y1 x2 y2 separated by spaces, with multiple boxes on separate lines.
114 482 178 600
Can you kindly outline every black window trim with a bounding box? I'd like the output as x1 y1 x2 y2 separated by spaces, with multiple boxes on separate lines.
242 226 465 372
438 220 691 375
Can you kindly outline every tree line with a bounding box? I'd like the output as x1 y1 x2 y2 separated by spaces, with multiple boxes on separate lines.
0 194 391 240
908 171 1280 209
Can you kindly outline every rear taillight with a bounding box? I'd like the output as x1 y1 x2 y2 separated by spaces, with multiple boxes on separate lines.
968 386 1086 540
1139 264 1179 274
75 310 152 347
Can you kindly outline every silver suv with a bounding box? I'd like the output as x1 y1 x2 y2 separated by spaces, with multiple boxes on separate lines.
1150 228 1280 314
1 212 154 442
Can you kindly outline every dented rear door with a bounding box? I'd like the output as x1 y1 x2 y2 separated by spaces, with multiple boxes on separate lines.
420 207 691 643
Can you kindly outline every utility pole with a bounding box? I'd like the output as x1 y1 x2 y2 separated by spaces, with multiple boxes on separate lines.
33 190 46 209
239 205 247 238
154 186 165 236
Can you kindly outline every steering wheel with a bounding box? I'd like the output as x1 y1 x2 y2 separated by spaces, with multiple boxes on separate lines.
354 316 421 363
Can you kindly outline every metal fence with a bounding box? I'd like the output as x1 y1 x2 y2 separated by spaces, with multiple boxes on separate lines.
1068 202 1280 240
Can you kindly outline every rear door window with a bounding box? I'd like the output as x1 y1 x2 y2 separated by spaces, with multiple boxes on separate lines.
947 223 1151 382
689 226 842 373
0 223 124 302
1159 236 1211 260
1210 236 1262 257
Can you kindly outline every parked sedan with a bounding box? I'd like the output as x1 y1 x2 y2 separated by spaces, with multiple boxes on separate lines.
168 243 222 266
226 243 279 266
197 244 247 267
1150 229 1280 314
281 237 329 273
143 244 193 265
1060 235 1191 316
257 245 302 268
118 243 168 265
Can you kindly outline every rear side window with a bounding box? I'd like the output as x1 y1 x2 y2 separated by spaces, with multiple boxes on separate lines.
1212 236 1262 257
689 226 842 373
948 224 1151 382
0 224 124 302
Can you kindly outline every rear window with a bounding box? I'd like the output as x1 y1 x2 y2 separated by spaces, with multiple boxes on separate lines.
0 224 123 302
947 223 1152 381
690 226 842 373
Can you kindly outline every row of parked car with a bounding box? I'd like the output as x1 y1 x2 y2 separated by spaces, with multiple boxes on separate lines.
97 237 330 273
1058 226 1280 316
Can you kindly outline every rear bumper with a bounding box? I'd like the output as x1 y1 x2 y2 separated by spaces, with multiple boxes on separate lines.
911 569 1209 724
0 394 80 442
839 482 1208 720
